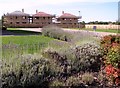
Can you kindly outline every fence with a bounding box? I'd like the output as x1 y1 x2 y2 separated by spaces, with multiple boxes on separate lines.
85 24 119 29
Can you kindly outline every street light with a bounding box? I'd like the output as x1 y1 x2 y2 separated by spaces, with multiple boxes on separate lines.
78 11 80 30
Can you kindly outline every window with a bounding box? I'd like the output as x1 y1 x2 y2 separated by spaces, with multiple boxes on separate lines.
35 17 39 20
43 17 45 19
22 22 26 24
16 16 18 19
16 22 20 24
29 17 33 23
10 22 12 24
36 22 39 24
23 16 26 19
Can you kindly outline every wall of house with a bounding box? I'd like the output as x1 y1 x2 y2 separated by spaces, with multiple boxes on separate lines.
85 24 119 29
3 15 29 27
57 18 79 28
32 16 52 27
3 15 54 28
2 15 84 28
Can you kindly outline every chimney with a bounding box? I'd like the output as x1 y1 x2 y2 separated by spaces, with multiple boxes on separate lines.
62 11 64 14
36 10 38 13
22 9 24 12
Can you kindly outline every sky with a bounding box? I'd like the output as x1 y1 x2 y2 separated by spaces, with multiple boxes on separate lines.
0 0 119 22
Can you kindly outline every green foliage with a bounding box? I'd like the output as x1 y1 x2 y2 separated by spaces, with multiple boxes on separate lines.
100 35 120 68
100 35 120 85
72 43 103 72
50 79 64 87
1 54 56 88
106 44 120 68
42 43 103 74
81 72 94 85
65 75 82 86
42 25 73 42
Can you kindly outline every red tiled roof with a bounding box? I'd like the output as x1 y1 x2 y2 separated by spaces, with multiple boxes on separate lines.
33 12 53 17
58 13 79 18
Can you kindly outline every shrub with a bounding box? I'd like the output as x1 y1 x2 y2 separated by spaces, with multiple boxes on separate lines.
1 54 57 88
65 75 83 87
49 79 64 87
72 43 103 72
42 43 103 74
100 35 120 55
42 25 73 42
100 35 120 86
106 44 120 68
81 72 94 85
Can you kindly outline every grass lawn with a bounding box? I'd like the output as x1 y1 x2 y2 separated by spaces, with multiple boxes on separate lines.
2 35 53 45
67 28 119 33
2 35 54 59
82 28 119 33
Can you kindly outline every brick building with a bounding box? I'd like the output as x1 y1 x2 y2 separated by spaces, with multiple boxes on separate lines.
32 11 55 27
56 11 80 28
2 10 82 28
3 9 30 28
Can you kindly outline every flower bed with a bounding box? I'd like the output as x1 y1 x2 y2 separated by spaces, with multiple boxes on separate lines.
100 35 120 86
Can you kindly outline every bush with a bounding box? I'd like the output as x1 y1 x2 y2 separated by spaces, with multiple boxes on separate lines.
100 35 120 55
100 35 120 86
65 75 83 87
42 43 103 74
42 25 73 42
106 43 120 68
50 79 64 87
72 43 103 72
1 54 57 88
81 72 94 85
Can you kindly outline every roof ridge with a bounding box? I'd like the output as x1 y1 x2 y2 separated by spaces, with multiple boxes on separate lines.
33 11 52 17
59 12 78 18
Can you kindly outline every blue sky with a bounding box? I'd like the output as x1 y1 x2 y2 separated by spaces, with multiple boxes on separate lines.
0 0 119 22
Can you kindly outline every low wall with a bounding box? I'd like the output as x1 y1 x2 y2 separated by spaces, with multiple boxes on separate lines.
85 24 119 29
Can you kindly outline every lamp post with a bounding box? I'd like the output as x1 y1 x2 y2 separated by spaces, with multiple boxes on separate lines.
78 11 80 30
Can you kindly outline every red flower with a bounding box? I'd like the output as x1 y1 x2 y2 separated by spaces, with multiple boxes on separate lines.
115 78 120 85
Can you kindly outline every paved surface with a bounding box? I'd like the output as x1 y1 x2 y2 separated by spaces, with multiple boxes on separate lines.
1 28 118 37
18 28 42 32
